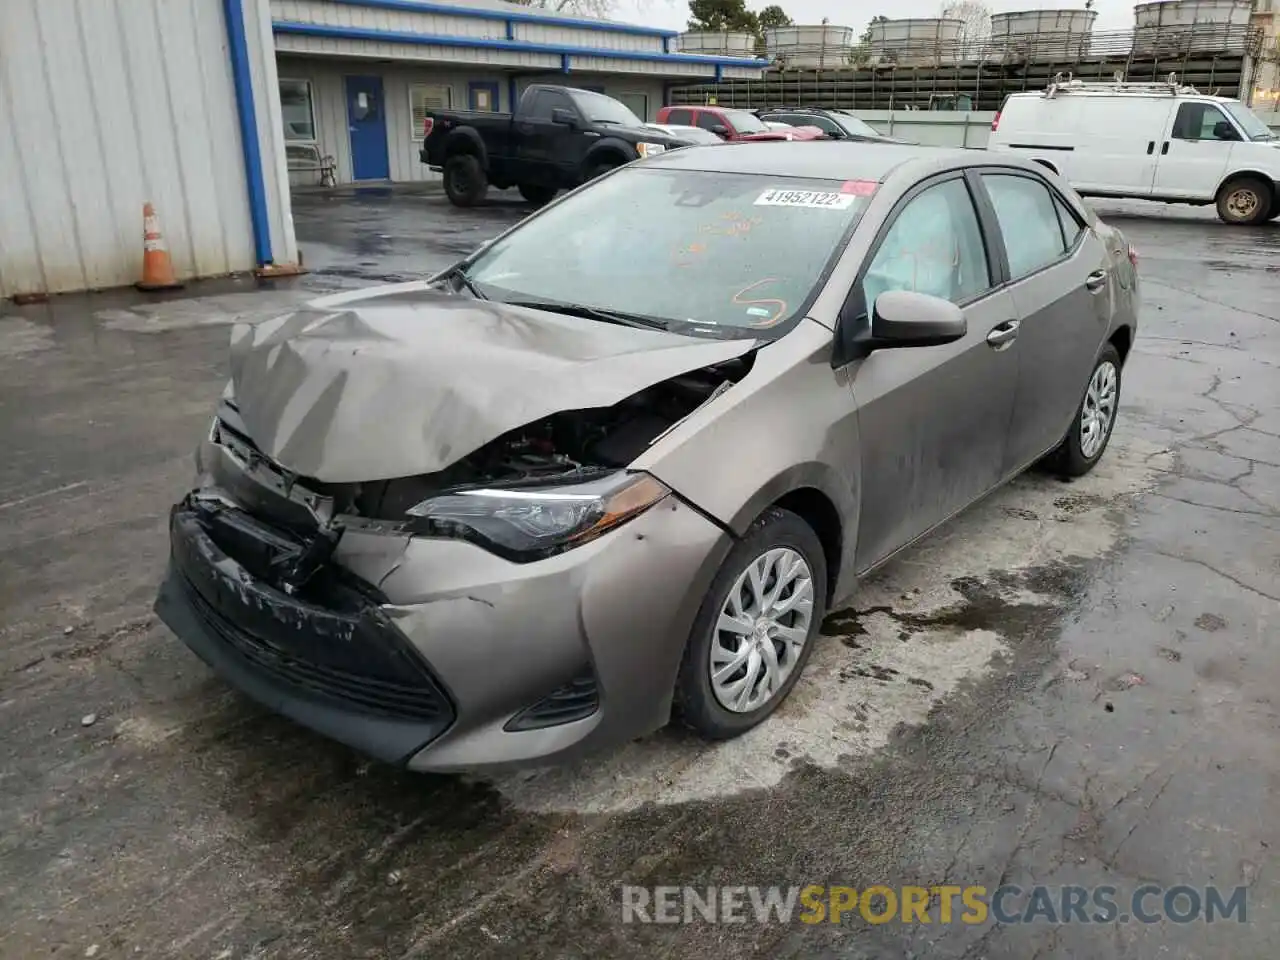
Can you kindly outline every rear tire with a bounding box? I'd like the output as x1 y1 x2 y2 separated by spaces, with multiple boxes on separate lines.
675 507 827 741
1216 176 1271 225
1044 344 1122 478
443 154 488 207
517 183 556 206
1267 194 1280 221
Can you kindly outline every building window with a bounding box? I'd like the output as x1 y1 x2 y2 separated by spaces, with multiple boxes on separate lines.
279 79 315 142
616 92 649 121
411 84 452 139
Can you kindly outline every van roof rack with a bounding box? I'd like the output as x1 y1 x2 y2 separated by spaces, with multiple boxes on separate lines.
1043 71 1200 98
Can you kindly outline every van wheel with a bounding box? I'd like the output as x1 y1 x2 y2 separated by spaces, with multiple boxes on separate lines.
674 507 827 740
443 155 488 207
1216 177 1271 225
517 183 556 206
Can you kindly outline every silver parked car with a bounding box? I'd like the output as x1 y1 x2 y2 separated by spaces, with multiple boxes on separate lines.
155 143 1138 772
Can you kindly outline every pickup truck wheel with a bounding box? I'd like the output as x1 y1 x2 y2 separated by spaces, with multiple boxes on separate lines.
1216 176 1271 225
517 183 556 206
585 160 620 181
443 155 488 207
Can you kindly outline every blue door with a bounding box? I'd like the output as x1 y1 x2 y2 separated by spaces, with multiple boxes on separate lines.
468 81 500 112
345 76 390 181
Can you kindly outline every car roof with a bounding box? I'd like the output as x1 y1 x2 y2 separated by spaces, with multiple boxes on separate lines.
644 140 1004 183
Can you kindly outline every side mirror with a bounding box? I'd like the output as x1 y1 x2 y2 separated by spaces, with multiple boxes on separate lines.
1212 120 1240 141
710 124 729 138
551 107 577 127
869 290 967 347
835 290 967 364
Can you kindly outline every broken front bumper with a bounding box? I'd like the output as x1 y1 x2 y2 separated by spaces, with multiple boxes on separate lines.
156 490 732 772
155 503 456 763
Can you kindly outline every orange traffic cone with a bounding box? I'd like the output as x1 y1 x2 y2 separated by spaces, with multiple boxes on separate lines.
136 202 183 291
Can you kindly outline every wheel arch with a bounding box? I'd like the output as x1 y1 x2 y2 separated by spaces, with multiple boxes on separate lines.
443 128 489 171
1215 169 1275 203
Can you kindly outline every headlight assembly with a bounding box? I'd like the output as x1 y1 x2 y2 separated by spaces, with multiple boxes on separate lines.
405 471 671 561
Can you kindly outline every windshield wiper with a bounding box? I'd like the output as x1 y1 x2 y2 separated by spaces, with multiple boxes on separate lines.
502 298 671 331
444 265 486 300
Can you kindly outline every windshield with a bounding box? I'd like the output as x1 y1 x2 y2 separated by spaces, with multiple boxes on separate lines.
464 168 872 337
1222 101 1276 141
831 112 882 138
572 90 644 127
724 110 768 134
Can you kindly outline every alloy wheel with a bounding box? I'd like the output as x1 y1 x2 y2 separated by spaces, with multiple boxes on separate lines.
709 547 815 713
1080 360 1118 460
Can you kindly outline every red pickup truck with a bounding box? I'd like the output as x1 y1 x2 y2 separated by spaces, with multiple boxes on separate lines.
655 105 826 142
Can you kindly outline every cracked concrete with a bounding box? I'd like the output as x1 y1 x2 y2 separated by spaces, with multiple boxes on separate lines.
0 193 1277 960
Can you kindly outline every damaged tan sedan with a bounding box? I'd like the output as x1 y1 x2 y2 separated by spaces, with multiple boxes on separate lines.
156 143 1139 772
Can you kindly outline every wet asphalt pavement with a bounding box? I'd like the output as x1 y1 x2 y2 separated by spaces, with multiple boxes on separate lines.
1 185 1278 959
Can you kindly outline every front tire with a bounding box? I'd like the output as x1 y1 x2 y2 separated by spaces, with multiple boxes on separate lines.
1216 176 1271 225
675 507 827 740
517 182 556 206
1045 344 1122 478
443 154 488 207
584 160 621 182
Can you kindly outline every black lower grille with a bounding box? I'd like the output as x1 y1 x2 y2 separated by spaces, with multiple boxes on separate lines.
172 504 453 724
505 669 599 731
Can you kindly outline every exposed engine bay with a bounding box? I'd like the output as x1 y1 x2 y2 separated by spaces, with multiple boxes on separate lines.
217 354 753 527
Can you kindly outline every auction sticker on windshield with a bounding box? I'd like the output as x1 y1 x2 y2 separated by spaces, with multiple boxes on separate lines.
754 189 857 210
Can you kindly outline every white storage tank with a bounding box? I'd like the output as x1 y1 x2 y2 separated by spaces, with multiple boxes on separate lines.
1132 0 1254 55
988 8 1098 61
866 18 964 67
672 31 758 57
765 24 855 68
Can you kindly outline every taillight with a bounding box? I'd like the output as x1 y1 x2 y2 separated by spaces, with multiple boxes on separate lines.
1128 244 1139 269
423 116 435 138
991 111 1001 132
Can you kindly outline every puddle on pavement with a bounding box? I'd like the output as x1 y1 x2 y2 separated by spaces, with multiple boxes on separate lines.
478 433 1173 815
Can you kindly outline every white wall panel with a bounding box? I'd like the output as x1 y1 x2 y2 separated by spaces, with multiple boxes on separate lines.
0 0 293 298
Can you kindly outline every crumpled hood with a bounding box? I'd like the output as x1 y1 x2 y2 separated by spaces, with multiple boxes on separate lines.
227 283 756 483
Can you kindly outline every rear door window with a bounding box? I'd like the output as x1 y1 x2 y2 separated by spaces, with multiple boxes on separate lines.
1053 194 1084 248
665 107 693 125
981 173 1069 279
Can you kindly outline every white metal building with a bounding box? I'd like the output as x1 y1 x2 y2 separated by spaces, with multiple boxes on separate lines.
0 0 767 300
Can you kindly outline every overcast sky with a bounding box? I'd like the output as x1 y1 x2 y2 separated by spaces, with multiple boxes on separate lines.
608 1 1138 33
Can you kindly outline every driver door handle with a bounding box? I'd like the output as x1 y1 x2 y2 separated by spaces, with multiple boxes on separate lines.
1085 269 1109 292
987 319 1020 351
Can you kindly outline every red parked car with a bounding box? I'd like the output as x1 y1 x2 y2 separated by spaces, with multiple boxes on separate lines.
655 105 827 142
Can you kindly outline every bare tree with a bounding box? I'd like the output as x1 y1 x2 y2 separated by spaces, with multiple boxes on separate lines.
941 1 992 60
511 0 643 17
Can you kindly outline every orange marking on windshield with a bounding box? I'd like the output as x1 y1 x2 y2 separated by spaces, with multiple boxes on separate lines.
732 279 788 327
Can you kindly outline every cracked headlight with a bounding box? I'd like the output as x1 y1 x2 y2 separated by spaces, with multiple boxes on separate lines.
405 471 671 561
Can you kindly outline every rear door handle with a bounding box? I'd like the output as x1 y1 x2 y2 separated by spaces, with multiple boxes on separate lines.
986 319 1020 351
1085 269 1108 292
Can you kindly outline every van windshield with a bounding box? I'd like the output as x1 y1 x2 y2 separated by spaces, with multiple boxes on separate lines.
1223 101 1277 142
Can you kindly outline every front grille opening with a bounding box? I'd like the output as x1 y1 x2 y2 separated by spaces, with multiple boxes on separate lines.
504 668 599 732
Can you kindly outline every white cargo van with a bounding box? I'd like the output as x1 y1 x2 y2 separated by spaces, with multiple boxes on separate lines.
987 75 1280 225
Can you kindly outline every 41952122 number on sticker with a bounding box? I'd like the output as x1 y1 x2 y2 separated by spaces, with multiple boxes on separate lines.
754 189 857 210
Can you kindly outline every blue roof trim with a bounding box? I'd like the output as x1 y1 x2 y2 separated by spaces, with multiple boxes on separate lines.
272 21 770 68
323 0 678 38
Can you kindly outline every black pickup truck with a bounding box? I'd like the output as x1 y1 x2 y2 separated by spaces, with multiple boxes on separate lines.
420 84 692 207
